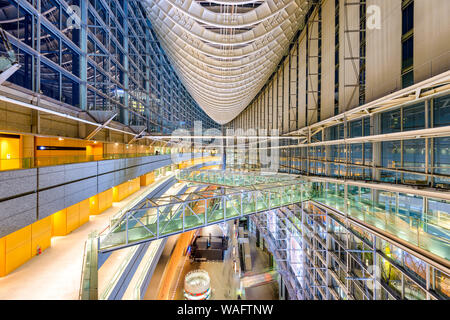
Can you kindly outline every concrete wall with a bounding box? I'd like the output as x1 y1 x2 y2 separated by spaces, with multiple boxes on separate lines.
0 153 202 237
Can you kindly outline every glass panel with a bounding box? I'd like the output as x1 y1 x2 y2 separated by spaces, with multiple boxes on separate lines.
381 141 401 182
40 62 60 100
402 2 414 35
350 144 363 164
402 70 414 88
41 26 60 64
9 48 33 90
62 76 80 107
379 256 402 298
403 251 427 286
434 137 450 187
364 143 372 166
403 103 425 131
402 37 413 70
426 199 450 242
403 139 426 175
349 120 362 138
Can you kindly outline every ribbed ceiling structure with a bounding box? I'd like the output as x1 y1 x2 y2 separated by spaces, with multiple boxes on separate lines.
143 0 312 124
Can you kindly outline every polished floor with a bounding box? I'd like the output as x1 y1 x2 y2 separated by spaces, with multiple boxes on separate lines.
0 175 174 300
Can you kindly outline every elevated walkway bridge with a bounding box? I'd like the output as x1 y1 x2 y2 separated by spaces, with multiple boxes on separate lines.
80 169 450 299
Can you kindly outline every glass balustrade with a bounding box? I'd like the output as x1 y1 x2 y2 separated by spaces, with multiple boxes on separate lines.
312 184 450 261
173 170 450 262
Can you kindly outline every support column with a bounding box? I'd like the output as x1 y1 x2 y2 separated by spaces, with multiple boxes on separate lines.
79 0 88 111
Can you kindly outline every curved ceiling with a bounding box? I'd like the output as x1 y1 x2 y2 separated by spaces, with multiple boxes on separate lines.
144 0 312 124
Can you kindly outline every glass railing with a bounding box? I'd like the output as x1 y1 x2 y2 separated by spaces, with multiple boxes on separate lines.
78 161 218 299
177 169 294 187
78 170 450 300
79 231 99 300
287 201 450 300
277 157 450 189
106 164 221 230
81 169 449 299
175 170 450 263
98 180 311 251
108 172 176 230
99 245 139 300
97 170 450 263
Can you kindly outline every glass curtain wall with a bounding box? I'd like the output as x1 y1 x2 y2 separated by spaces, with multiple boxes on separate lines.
0 0 218 134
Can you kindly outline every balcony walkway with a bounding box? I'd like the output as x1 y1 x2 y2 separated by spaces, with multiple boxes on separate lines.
80 169 450 299
95 170 449 264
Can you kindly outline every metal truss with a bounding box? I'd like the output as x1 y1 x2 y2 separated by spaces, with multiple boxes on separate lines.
177 169 295 187
177 169 450 264
1 0 218 138
251 201 450 300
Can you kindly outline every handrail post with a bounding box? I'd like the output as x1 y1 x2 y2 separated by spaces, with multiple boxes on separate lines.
222 195 226 221
126 213 129 245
